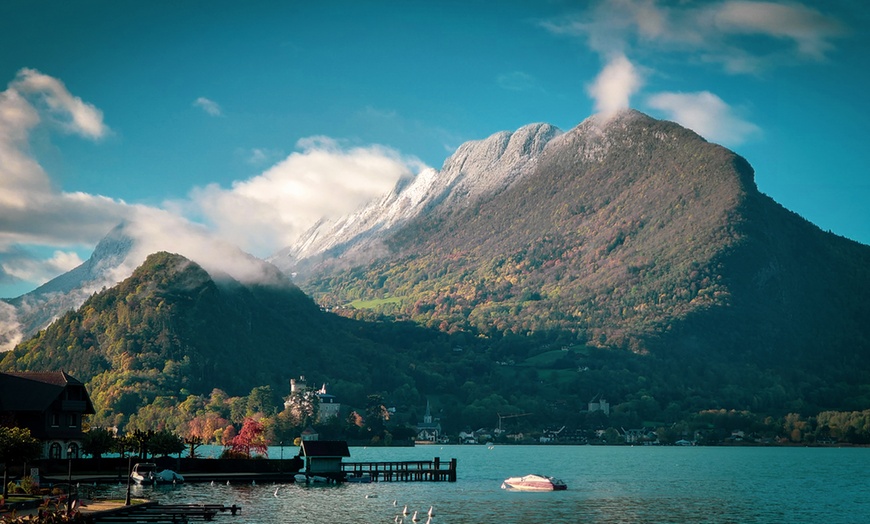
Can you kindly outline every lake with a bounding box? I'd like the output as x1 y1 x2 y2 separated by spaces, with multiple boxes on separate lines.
97 445 870 523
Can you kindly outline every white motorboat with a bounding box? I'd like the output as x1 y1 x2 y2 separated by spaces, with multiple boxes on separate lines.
131 463 185 485
501 473 567 491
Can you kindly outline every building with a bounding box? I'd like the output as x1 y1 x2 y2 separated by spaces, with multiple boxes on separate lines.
315 384 340 421
0 371 96 459
283 375 341 422
588 394 610 415
415 400 443 443
299 440 350 479
300 425 319 442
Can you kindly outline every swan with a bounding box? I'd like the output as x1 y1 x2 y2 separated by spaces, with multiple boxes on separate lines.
274 487 279 497
412 510 419 522
427 506 434 517
393 500 398 506
402 505 409 516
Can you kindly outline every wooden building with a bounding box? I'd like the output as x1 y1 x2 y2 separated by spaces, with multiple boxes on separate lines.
0 371 96 459
299 440 350 478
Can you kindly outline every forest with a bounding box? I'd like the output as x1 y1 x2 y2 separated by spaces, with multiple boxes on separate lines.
2 252 869 449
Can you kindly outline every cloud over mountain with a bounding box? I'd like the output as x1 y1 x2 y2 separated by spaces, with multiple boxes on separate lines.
0 68 431 296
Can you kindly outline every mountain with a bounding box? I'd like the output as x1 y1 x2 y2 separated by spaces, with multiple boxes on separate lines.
287 110 870 406
0 223 135 351
0 218 301 352
0 251 443 429
2 110 868 435
269 122 561 277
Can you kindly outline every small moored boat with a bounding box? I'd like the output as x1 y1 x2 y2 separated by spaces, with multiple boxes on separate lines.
131 463 185 485
501 474 567 491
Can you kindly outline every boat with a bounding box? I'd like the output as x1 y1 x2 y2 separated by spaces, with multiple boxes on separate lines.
345 472 372 483
501 474 567 491
131 463 185 485
294 473 328 484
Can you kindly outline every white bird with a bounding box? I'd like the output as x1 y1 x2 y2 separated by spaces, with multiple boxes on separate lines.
210 481 215 486
428 506 435 517
425 517 432 524
393 500 398 506
274 487 279 497
412 510 419 522
226 480 230 486
402 505 409 516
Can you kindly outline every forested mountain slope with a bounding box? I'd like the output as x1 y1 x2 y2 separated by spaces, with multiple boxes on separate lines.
0 252 439 428
299 110 870 395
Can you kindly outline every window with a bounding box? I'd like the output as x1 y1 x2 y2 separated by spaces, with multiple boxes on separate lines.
68 413 77 428
52 413 60 427
49 442 62 459
67 442 79 459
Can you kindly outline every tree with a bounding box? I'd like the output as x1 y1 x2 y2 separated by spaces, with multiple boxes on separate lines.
284 389 319 428
229 418 268 458
82 428 116 459
148 430 185 457
364 394 389 437
129 429 155 459
0 427 41 464
246 386 276 417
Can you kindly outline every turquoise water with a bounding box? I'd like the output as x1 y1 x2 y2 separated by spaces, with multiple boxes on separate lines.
99 445 870 523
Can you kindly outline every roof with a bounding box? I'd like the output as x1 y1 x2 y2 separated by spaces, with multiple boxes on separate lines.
0 371 94 413
300 440 350 458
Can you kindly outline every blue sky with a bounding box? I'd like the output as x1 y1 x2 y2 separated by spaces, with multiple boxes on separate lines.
1 0 868 298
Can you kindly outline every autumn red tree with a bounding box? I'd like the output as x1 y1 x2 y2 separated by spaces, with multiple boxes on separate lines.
228 417 268 458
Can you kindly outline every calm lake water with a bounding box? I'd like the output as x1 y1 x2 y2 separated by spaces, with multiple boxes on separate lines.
97 445 870 523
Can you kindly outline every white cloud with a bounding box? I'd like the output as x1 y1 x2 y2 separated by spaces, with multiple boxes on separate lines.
1 68 431 299
11 68 108 139
0 69 138 296
0 247 84 284
542 0 847 74
646 90 761 145
194 96 222 116
712 1 846 61
182 137 429 256
587 54 643 119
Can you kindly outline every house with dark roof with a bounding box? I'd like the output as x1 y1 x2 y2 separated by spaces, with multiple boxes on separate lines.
0 371 96 459
299 440 350 479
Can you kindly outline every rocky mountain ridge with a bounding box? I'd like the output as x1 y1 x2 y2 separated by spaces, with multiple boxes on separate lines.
269 122 561 276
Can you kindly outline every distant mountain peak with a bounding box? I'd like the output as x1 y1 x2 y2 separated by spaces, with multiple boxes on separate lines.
269 122 562 275
0 219 293 351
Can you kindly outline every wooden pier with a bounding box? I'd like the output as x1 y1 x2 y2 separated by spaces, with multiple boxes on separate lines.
83 502 241 523
341 457 457 482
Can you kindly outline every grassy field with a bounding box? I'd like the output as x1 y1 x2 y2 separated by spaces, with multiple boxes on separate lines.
349 296 403 309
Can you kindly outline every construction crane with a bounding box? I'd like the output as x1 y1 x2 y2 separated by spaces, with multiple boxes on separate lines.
497 412 532 433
